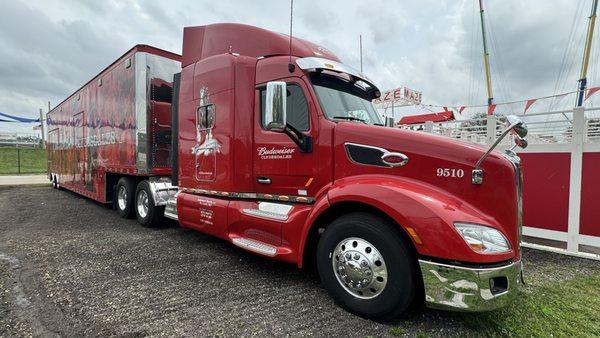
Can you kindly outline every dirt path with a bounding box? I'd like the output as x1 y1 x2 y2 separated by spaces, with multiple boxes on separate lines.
0 186 597 337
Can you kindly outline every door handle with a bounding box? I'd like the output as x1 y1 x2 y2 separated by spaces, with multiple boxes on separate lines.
257 177 271 184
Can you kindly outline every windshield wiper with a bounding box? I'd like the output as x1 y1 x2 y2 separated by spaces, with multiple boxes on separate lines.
332 116 367 123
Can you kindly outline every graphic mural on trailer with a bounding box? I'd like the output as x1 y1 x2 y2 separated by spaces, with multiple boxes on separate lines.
47 54 137 193
192 86 221 181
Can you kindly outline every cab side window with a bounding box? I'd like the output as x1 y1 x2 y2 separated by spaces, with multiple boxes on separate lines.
260 84 309 132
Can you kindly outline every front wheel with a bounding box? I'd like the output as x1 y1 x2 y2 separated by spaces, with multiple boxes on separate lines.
316 212 418 320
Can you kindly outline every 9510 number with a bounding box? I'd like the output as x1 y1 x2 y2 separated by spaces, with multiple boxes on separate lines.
436 168 465 178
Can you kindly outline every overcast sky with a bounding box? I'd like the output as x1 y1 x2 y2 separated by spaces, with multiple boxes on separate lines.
1 0 599 134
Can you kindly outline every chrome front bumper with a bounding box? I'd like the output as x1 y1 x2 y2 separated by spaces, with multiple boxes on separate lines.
419 259 522 312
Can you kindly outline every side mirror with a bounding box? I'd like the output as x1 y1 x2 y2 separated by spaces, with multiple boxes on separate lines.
264 81 287 132
473 114 529 184
506 115 528 138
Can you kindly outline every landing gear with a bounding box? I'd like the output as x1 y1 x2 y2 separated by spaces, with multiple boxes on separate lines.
317 212 417 320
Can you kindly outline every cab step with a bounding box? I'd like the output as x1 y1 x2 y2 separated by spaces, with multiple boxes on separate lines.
231 237 277 257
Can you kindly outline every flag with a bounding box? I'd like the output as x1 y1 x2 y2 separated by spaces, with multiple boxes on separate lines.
524 99 537 114
458 106 466 114
585 87 600 100
487 104 496 116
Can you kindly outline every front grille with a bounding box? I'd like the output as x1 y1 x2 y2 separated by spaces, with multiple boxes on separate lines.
515 161 523 246
503 152 523 250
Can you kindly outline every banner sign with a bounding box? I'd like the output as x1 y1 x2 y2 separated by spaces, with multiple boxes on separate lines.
403 87 422 105
373 87 422 105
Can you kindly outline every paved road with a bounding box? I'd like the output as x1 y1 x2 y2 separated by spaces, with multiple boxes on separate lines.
1 186 598 337
0 174 49 186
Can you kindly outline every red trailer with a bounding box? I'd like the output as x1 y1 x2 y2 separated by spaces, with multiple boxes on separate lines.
48 24 527 319
47 45 181 225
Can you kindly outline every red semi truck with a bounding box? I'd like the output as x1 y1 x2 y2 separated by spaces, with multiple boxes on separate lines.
48 23 527 319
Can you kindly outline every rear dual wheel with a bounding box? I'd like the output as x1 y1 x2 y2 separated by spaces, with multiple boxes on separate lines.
116 177 136 218
134 180 164 228
51 174 60 190
316 212 418 320
116 178 164 227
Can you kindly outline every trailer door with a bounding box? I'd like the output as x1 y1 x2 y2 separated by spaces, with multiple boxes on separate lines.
74 111 86 186
48 128 59 174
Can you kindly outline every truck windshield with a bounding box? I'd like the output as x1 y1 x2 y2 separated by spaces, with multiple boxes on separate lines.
310 72 382 126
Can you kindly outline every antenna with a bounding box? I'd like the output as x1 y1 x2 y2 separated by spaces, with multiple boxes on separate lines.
288 0 295 73
359 34 363 73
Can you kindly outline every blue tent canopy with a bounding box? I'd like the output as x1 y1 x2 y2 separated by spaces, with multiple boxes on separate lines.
0 112 40 123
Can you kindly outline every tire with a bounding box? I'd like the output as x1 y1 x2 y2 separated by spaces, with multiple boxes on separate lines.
134 180 164 228
115 177 135 218
316 212 417 320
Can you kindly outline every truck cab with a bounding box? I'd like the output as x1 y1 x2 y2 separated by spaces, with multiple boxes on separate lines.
167 23 524 319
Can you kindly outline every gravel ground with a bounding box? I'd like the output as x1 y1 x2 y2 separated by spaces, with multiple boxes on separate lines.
1 186 598 337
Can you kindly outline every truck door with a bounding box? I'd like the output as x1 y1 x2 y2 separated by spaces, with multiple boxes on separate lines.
253 79 317 198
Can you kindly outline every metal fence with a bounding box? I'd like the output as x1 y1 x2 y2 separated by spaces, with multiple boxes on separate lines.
0 146 47 174
400 106 600 259
0 132 43 148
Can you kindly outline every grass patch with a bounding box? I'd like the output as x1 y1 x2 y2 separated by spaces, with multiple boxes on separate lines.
462 273 600 337
0 147 47 174
389 327 404 336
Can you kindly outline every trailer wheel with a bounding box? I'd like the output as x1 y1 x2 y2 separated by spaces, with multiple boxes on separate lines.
316 212 417 320
53 175 61 190
134 180 164 228
115 177 135 218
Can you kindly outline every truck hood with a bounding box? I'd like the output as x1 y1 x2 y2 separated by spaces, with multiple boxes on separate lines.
332 122 520 260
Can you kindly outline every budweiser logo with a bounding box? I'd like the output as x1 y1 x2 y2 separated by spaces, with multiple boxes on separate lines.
257 147 295 159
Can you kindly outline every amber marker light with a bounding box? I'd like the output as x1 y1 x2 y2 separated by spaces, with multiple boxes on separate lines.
406 227 423 245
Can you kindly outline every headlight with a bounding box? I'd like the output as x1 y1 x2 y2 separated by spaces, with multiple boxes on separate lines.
454 223 510 253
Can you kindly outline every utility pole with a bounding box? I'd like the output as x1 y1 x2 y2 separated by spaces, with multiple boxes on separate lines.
39 108 45 149
359 34 363 73
576 0 598 107
478 0 494 109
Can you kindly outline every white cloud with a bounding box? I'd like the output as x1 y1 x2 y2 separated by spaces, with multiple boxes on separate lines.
0 0 597 133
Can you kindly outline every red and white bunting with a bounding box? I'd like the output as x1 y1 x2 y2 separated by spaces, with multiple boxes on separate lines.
585 87 600 101
524 99 537 114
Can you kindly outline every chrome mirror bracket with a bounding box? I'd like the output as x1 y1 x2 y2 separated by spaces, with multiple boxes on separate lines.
472 115 528 185
472 169 483 185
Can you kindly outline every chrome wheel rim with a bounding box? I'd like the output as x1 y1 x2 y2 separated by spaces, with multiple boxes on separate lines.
332 237 388 299
117 186 127 211
137 190 149 219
